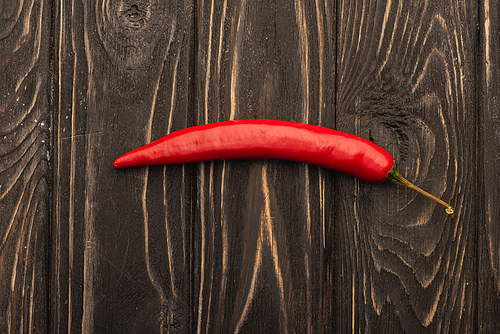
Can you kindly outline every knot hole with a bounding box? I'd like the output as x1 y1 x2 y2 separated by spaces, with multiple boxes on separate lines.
122 4 146 29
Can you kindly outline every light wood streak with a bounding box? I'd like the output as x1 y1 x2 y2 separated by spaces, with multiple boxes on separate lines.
81 0 96 329
314 0 326 125
204 0 215 122
482 0 500 302
230 0 247 120
295 0 310 122
218 161 229 328
196 166 207 333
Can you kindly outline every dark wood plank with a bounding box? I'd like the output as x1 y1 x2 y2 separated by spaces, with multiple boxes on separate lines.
52 0 193 332
0 0 51 332
335 0 476 332
479 0 500 332
194 0 336 332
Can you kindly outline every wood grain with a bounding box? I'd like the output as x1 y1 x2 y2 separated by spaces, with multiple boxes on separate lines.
195 0 336 332
1 0 498 332
479 0 500 332
0 0 50 332
52 0 193 332
335 0 475 332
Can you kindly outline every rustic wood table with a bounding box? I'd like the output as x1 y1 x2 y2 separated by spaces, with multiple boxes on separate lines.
1 0 499 332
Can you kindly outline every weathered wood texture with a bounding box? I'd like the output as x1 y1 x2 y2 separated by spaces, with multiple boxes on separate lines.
52 0 193 332
0 0 51 332
335 0 476 332
479 0 500 332
1 0 499 333
195 0 336 332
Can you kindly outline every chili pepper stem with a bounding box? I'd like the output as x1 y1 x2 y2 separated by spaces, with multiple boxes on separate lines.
387 167 454 214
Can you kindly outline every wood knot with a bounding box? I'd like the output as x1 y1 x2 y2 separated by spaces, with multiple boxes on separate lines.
95 0 176 69
120 4 147 30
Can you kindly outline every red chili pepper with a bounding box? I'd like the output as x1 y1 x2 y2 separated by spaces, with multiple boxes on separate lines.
114 119 453 214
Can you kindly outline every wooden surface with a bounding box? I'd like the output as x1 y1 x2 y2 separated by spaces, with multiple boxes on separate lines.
0 0 498 333
479 0 500 332
0 0 51 331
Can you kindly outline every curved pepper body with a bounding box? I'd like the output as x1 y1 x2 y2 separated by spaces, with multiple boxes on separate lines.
113 120 394 183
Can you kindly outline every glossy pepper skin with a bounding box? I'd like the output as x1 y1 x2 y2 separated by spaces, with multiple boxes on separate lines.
113 119 394 183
